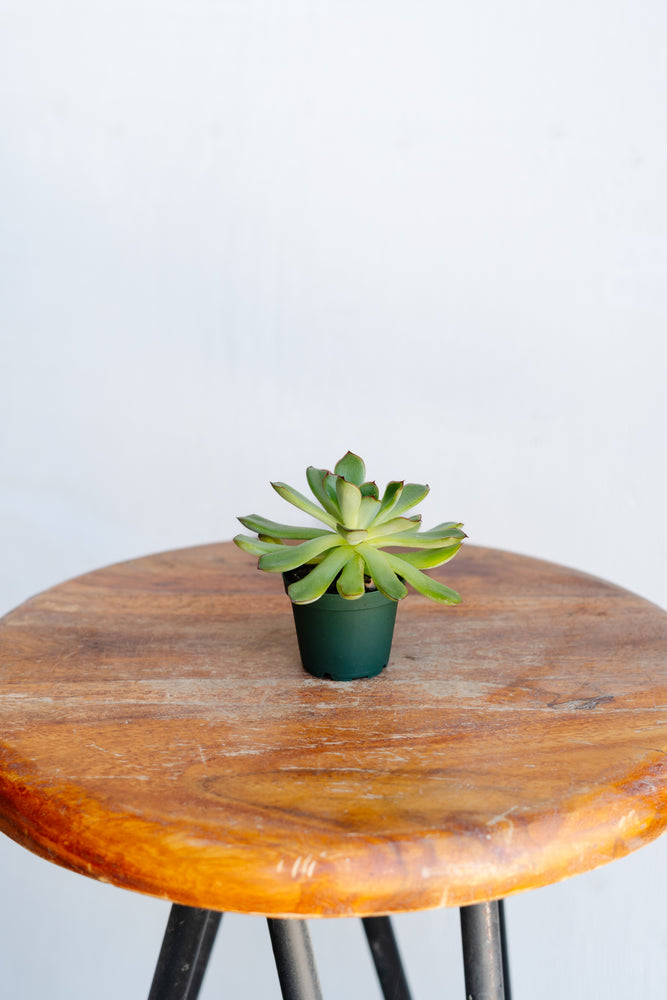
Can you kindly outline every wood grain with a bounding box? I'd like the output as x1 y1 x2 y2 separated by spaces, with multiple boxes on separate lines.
1 543 666 917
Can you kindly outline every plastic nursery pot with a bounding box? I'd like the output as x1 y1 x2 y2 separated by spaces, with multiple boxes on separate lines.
283 573 398 681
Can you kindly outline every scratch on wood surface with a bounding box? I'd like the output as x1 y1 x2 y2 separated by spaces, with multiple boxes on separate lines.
291 855 317 879
547 694 615 710
88 743 124 758
92 775 150 781
0 694 54 703
486 805 521 836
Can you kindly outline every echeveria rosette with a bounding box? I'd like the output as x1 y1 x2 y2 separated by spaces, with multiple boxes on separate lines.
233 451 466 605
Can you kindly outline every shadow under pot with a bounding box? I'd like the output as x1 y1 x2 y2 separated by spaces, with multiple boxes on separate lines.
283 571 398 681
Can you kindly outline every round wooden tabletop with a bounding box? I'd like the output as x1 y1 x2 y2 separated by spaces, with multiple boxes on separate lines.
1 543 667 917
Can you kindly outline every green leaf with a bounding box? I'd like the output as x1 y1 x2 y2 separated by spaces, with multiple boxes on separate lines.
360 481 379 499
415 523 467 541
258 535 341 573
357 495 382 528
334 451 366 486
384 553 462 604
356 544 408 601
377 481 403 519
306 466 341 519
287 546 353 604
380 482 430 520
428 521 465 533
233 534 287 556
367 515 421 539
336 553 366 599
373 531 461 549
394 542 462 569
336 477 362 527
271 482 338 528
324 473 339 506
238 514 331 540
336 526 368 545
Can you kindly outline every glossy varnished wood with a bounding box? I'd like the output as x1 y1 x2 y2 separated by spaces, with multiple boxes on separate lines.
1 544 666 917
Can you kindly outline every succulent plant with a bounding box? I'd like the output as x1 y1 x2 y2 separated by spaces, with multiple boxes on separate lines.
233 451 466 605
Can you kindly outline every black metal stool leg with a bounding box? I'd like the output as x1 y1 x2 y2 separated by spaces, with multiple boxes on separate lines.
497 900 512 1000
459 900 508 1000
148 904 222 1000
267 918 324 1000
362 916 413 1000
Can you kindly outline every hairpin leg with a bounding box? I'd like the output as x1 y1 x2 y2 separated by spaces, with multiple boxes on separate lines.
148 904 222 1000
362 916 413 1000
497 899 512 1000
459 900 509 1000
267 919 324 1000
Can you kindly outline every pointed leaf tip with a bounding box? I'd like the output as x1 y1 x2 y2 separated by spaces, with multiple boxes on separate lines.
334 451 366 486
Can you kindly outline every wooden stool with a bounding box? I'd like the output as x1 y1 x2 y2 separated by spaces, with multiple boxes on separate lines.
1 543 666 999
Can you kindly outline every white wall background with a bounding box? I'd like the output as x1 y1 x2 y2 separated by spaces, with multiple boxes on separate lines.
2 2 667 997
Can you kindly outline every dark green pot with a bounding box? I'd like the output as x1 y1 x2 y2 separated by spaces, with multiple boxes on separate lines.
283 575 398 681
